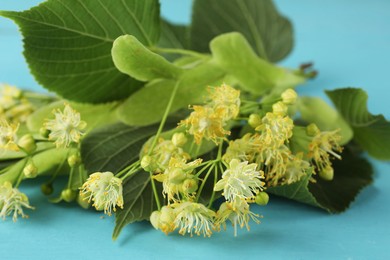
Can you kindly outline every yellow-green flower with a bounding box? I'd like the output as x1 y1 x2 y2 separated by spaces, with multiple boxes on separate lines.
215 199 261 237
214 159 265 202
150 205 176 235
0 118 19 151
0 181 34 222
209 83 241 120
173 201 216 237
0 84 34 123
180 105 230 144
80 171 123 216
222 133 256 163
44 103 86 148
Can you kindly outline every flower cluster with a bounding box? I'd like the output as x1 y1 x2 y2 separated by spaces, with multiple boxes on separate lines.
180 83 240 144
0 84 34 123
0 118 19 151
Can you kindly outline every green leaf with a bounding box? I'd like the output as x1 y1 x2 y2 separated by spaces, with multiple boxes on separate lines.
326 88 390 160
27 100 119 133
0 0 160 103
117 61 225 126
80 123 169 239
209 32 304 95
191 0 293 62
112 35 183 81
298 97 353 144
268 147 373 213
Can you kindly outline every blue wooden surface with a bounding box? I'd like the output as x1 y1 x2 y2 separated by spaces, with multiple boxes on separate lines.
1 1 389 259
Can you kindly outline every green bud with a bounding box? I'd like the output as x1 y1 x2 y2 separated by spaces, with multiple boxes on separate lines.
39 127 50 138
141 155 152 172
41 183 54 195
255 191 269 206
76 194 90 209
169 168 187 184
150 210 161 230
182 178 198 193
23 163 38 178
61 189 77 202
68 154 81 167
281 88 298 105
319 166 334 181
306 123 320 136
272 101 288 116
18 134 37 154
171 132 187 147
248 114 262 128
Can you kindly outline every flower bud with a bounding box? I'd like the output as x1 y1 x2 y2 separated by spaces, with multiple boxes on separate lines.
150 210 161 230
23 163 38 178
41 183 54 195
18 134 37 154
281 88 298 105
141 155 153 172
68 154 81 167
182 178 198 193
39 127 50 138
306 123 320 136
319 166 334 181
61 189 77 202
169 168 187 184
255 191 269 206
272 101 288 116
248 114 262 128
171 132 187 147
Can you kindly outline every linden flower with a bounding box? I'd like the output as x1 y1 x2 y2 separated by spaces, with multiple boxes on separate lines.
80 171 123 216
150 206 176 235
180 105 230 144
214 159 265 202
215 199 261 237
209 83 241 120
0 181 34 222
174 201 216 237
308 128 342 173
222 133 256 163
141 135 190 173
0 118 19 151
44 104 86 148
154 157 202 202
0 84 22 110
255 112 294 148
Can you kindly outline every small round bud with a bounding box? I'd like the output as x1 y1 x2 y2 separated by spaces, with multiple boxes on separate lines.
150 210 161 230
272 101 288 116
255 191 269 206
319 166 334 181
182 178 198 193
23 163 38 178
171 132 187 147
39 127 50 138
248 114 262 128
61 189 77 202
281 88 298 105
41 183 54 195
18 134 37 154
141 155 153 172
169 168 187 184
68 154 81 167
306 123 320 136
76 194 90 209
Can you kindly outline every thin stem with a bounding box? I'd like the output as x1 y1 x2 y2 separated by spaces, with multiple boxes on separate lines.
67 166 75 189
148 80 181 155
14 159 28 188
150 46 209 59
195 140 202 157
120 166 141 180
150 172 161 210
116 161 140 178
207 164 219 209
195 163 215 202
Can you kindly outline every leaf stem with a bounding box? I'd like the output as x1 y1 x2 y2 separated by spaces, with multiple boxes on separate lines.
150 172 161 210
